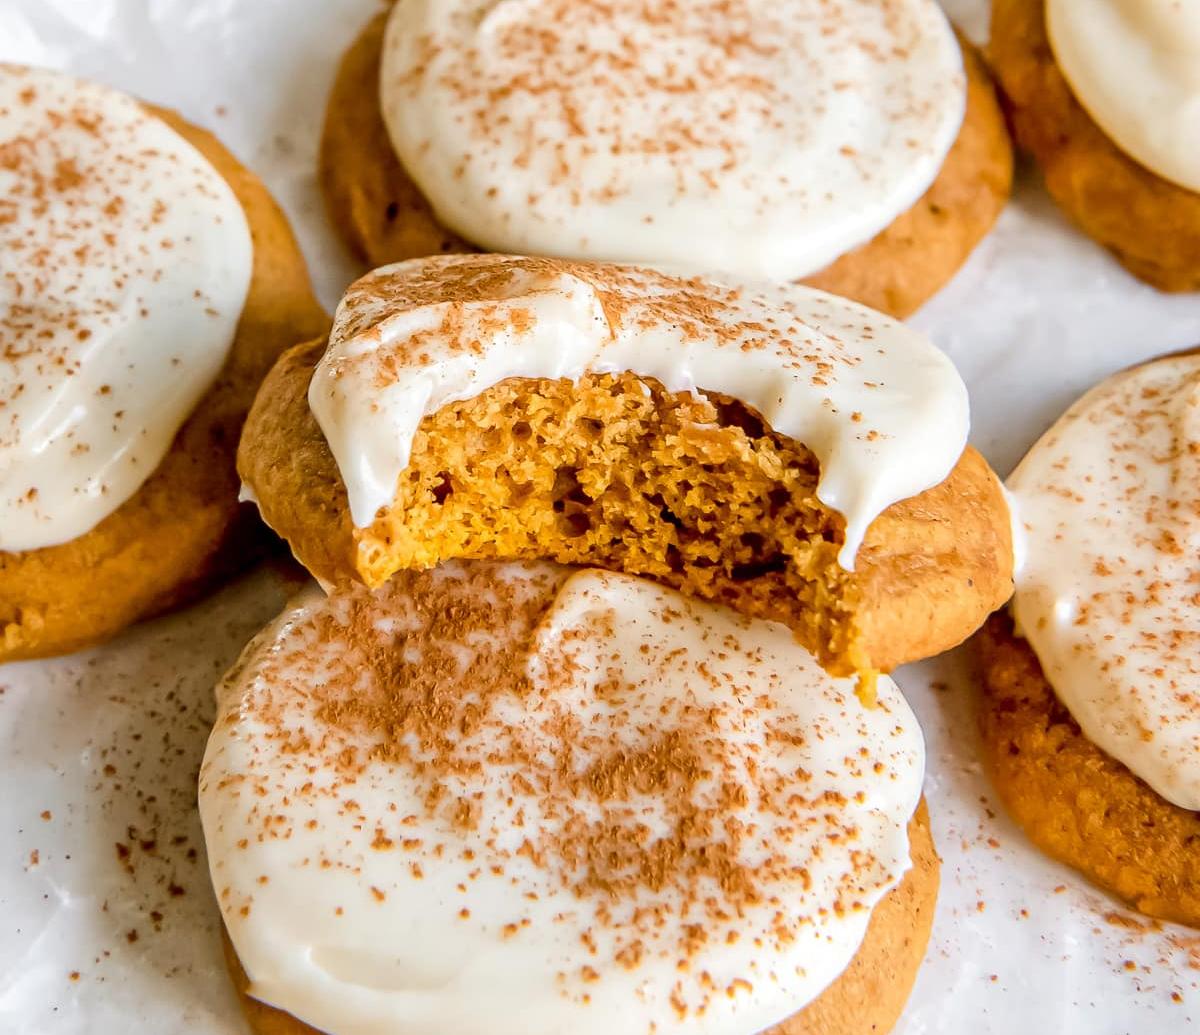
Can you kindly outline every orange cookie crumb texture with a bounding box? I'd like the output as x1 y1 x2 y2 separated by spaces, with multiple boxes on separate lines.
319 8 1011 319
238 262 1012 682
977 613 1200 929
0 99 327 662
222 806 937 1035
978 347 1200 928
989 0 1200 292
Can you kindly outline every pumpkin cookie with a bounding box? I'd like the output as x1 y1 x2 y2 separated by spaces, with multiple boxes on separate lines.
201 560 939 1035
978 351 1200 926
238 255 1013 681
990 0 1200 291
0 65 327 661
978 614 1200 928
320 2 1011 318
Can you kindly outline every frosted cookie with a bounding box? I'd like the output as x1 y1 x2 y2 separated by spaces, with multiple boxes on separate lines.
978 351 1200 927
990 0 1200 292
319 1 1012 318
0 65 326 661
238 254 1014 681
200 560 939 1035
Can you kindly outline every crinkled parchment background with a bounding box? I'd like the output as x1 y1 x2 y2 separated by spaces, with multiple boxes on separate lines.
2 1 1200 1032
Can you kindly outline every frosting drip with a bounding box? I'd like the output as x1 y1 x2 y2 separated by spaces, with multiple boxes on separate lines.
200 560 924 1035
0 64 252 551
308 255 969 570
378 0 965 280
1010 353 1200 809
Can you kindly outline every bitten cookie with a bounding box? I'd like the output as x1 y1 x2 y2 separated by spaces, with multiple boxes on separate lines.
989 0 1200 291
239 255 1014 681
0 65 327 661
320 2 1011 318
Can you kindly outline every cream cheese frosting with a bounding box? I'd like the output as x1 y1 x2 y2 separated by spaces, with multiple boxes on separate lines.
1047 0 1200 192
1010 352 1200 810
307 255 970 570
200 560 925 1035
377 0 966 281
0 64 253 552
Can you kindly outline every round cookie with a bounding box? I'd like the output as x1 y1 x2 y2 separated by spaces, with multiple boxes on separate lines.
977 612 1200 928
0 105 327 662
319 10 1011 319
222 783 937 1035
989 0 1200 292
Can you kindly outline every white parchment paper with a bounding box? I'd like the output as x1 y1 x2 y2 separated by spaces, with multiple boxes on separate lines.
2 1 1200 1032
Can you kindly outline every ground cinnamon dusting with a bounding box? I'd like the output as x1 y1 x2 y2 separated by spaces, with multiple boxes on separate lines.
205 560 914 1017
0 62 236 527
1008 353 1200 806
339 255 877 395
381 0 959 232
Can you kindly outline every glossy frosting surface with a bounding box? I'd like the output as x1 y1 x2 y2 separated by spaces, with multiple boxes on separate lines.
0 64 252 551
201 561 925 1035
1011 353 1200 808
379 0 965 280
1048 0 1200 191
308 255 969 569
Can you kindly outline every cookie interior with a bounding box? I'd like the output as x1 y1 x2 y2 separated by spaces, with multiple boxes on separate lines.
357 372 865 677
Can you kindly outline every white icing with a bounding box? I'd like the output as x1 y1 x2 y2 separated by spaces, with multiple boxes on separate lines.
200 560 925 1035
1048 0 1200 191
1001 484 1027 582
0 64 253 551
378 0 965 281
1010 353 1200 809
307 255 970 570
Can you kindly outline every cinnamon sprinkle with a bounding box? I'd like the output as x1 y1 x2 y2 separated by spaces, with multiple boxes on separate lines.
203 560 920 1018
380 0 962 251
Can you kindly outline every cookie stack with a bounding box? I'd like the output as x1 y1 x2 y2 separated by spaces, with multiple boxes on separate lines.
201 253 1015 1035
189 1 1022 1032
